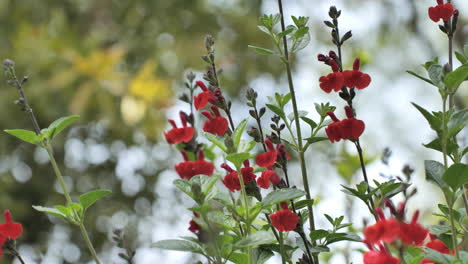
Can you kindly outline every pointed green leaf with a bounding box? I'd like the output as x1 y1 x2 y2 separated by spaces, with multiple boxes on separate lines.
226 152 250 169
235 231 275 248
442 163 468 190
424 160 445 188
265 103 286 120
447 109 468 137
422 246 457 264
79 189 112 211
305 136 328 145
173 179 193 199
204 132 227 152
248 45 275 55
152 239 203 253
412 103 442 132
428 64 444 88
32 205 67 218
406 71 434 85
46 115 80 140
233 119 248 150
454 51 467 64
445 64 468 91
4 129 40 146
262 188 306 207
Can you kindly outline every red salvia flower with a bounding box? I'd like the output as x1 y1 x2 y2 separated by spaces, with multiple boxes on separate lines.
398 210 428 246
325 111 343 143
428 1 454 22
363 244 401 264
340 106 365 140
221 161 256 192
174 150 215 180
319 60 344 93
201 106 229 136
343 58 371 89
0 210 23 260
255 138 278 167
269 203 298 232
164 112 195 144
364 208 400 244
194 81 215 110
256 167 281 189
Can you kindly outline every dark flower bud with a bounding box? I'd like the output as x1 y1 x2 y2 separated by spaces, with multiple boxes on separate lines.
3 59 15 69
247 127 261 142
205 35 215 53
317 54 327 62
259 107 266 118
328 51 337 60
186 71 196 82
328 6 338 19
443 63 452 73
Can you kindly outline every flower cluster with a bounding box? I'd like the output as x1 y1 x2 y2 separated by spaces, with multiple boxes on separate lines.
221 161 256 192
175 150 214 180
164 112 194 144
325 106 365 142
0 210 23 259
318 57 371 93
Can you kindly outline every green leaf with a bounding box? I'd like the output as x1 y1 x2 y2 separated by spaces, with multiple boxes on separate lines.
79 189 112 211
423 138 458 155
406 71 434 85
226 152 250 169
287 111 308 122
455 51 467 64
238 140 256 153
252 247 274 264
235 231 275 248
445 65 468 91
442 163 468 190
305 136 328 145
261 188 306 207
422 246 457 264
248 45 275 55
293 199 315 210
233 119 248 150
310 229 329 241
291 28 310 53
46 115 80 140
152 239 203 253
173 179 193 199
32 205 67 218
428 225 451 235
301 116 317 130
204 132 227 152
428 64 444 88
277 25 295 39
266 103 285 120
4 129 40 146
412 103 442 132
447 109 468 138
404 246 424 264
424 160 445 188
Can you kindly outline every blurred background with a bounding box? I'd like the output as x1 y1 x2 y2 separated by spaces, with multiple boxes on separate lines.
0 0 467 263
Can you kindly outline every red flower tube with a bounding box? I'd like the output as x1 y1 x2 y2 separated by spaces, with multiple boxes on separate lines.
319 60 345 93
194 81 215 110
325 111 343 143
342 58 371 89
340 106 365 140
269 203 298 232
201 106 229 136
255 138 278 167
164 112 195 144
0 210 23 260
174 150 215 180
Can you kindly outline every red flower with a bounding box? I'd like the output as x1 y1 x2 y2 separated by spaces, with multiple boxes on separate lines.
0 210 23 260
419 239 451 264
201 106 229 136
340 106 365 140
364 247 401 264
175 150 215 180
319 60 344 93
325 111 343 143
364 208 400 244
256 168 281 189
188 213 202 234
428 1 454 22
221 161 256 192
255 138 278 167
269 203 298 232
194 81 215 110
398 211 428 246
343 58 371 89
164 112 195 144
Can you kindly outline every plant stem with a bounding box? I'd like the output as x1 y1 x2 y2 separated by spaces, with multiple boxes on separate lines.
237 167 252 264
354 140 378 221
278 231 286 264
276 4 317 263
9 246 26 264
46 144 102 264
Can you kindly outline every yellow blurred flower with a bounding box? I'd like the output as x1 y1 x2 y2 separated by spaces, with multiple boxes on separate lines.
129 60 172 104
73 46 125 81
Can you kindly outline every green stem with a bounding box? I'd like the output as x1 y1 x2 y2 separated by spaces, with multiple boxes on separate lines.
237 167 252 264
278 231 286 264
276 4 317 264
46 144 102 264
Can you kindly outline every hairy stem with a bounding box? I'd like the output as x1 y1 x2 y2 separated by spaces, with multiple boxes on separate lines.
277 3 317 261
355 140 378 221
